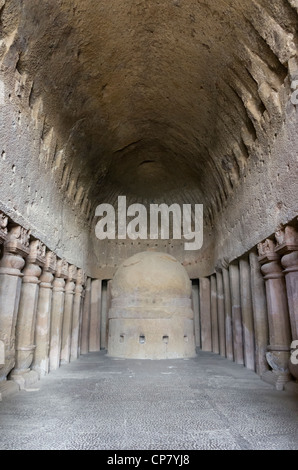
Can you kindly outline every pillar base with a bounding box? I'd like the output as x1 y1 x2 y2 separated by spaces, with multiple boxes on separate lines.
261 370 292 391
9 369 39 390
284 380 298 395
32 361 49 378
0 379 20 400
60 359 70 366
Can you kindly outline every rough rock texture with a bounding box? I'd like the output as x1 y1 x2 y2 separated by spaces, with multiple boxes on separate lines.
0 0 297 277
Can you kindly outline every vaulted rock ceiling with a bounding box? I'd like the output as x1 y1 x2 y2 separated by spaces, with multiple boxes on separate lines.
2 0 297 224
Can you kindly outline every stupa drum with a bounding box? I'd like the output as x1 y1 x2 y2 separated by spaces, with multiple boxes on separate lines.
107 251 196 359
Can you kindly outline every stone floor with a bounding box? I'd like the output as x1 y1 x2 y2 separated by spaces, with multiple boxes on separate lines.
0 350 297 450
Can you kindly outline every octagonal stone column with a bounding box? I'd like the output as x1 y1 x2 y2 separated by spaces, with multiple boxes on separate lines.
89 279 102 352
0 224 30 398
239 256 255 371
221 260 234 362
10 240 46 389
0 211 8 245
275 225 298 382
249 250 269 377
210 274 219 354
191 280 201 349
60 265 77 365
0 212 8 374
216 268 226 357
32 251 57 377
70 269 86 361
229 262 244 365
80 277 91 354
199 278 212 352
258 239 292 390
49 259 68 371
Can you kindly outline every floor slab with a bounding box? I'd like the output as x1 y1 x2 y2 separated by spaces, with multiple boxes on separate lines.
0 350 297 450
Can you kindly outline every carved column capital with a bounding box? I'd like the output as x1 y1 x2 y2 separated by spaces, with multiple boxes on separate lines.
56 258 69 279
275 225 298 256
75 268 87 295
65 265 77 294
39 251 56 288
4 225 30 255
257 239 284 280
26 239 46 265
0 225 30 275
0 211 8 244
22 240 46 284
275 225 298 275
258 236 292 388
257 239 279 263
52 258 68 292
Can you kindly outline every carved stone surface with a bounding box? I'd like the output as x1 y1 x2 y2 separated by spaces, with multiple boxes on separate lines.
229 263 244 365
31 252 57 377
258 243 292 389
10 240 45 388
70 269 86 361
249 250 270 377
67 264 77 282
49 263 68 371
60 266 77 364
0 225 29 386
55 258 69 279
44 251 57 273
278 225 298 380
4 225 30 256
199 277 212 352
257 239 279 263
107 252 196 360
275 225 298 255
26 239 46 266
0 211 8 244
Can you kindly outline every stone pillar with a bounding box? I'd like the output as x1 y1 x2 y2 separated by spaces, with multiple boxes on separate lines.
258 239 292 390
222 262 234 361
49 259 69 371
0 211 8 245
239 256 255 371
106 280 112 348
70 269 86 361
89 279 101 352
100 281 108 350
0 224 30 398
199 278 212 351
216 269 226 357
210 274 219 354
0 213 9 396
0 340 4 370
80 277 91 354
229 262 244 365
249 250 269 376
191 280 201 348
275 225 298 382
32 251 57 377
10 240 46 389
60 265 77 365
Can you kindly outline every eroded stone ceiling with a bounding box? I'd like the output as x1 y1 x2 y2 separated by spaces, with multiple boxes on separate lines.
1 0 297 222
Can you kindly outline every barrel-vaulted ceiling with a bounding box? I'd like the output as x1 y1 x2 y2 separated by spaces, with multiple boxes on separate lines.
2 0 297 223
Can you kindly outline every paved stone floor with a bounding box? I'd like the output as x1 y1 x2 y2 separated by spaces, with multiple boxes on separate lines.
0 350 297 450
